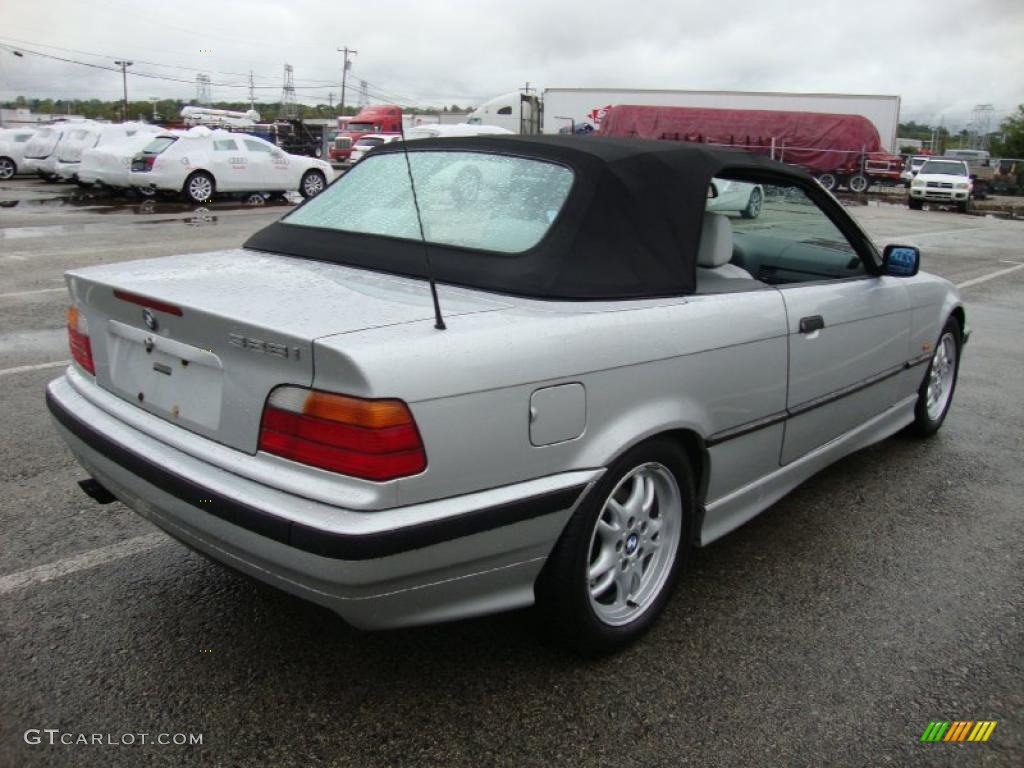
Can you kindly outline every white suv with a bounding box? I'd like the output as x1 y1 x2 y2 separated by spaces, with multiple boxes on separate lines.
908 159 972 212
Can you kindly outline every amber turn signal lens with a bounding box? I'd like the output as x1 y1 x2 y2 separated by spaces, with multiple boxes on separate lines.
301 391 413 429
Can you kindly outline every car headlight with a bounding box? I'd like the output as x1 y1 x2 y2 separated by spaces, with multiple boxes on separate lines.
911 178 925 188
955 182 969 189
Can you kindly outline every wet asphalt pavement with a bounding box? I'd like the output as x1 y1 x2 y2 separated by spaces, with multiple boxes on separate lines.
0 178 1022 767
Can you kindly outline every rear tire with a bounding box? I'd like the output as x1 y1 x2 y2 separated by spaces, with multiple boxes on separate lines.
535 437 695 656
848 173 870 193
299 169 326 199
183 171 214 204
907 317 961 437
0 157 15 180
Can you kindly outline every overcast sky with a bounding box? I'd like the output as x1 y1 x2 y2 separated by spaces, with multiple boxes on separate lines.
1 0 1021 129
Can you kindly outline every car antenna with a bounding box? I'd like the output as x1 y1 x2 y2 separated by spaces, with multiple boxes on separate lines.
397 123 446 330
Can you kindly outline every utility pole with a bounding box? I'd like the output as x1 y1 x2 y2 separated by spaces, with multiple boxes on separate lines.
337 46 357 116
328 92 334 109
249 70 256 111
114 60 133 121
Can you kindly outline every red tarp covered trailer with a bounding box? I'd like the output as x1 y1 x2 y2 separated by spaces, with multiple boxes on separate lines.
598 104 903 191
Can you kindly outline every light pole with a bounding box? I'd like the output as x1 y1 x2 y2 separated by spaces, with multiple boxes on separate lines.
336 47 357 116
114 60 133 121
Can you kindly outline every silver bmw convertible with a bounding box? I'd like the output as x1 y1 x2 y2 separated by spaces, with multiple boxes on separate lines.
47 136 966 653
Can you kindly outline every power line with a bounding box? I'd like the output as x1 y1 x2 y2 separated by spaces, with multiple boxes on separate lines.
0 40 336 91
0 37 467 109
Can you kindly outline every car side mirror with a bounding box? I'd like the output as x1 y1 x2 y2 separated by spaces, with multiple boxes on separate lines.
882 244 920 277
707 182 719 199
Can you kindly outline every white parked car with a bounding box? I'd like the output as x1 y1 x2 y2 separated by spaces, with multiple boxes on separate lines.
908 159 973 212
900 155 930 184
55 122 162 183
21 124 80 179
130 127 334 203
0 127 38 179
347 133 401 164
79 128 183 193
404 123 513 141
706 179 763 219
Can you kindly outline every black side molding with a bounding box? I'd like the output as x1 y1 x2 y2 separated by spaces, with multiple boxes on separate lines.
46 389 587 561
706 355 933 446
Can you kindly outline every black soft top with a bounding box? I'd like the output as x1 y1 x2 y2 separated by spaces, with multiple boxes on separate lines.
244 135 810 300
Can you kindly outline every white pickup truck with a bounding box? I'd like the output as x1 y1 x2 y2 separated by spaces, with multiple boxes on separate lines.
908 158 972 213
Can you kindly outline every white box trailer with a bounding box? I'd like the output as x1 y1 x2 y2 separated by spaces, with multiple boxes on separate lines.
541 88 901 152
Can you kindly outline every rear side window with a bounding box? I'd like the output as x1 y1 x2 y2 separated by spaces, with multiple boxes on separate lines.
243 139 272 153
286 150 574 253
213 139 239 151
14 134 32 142
143 137 177 154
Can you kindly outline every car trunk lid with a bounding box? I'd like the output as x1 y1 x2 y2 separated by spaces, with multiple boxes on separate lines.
66 248 509 453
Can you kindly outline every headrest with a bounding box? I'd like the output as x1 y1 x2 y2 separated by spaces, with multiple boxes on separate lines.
697 212 733 268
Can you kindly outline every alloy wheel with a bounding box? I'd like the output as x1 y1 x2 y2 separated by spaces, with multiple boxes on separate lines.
926 332 957 421
303 172 325 196
188 175 213 202
585 462 683 626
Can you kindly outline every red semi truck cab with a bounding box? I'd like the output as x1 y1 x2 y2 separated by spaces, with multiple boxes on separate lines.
330 105 402 163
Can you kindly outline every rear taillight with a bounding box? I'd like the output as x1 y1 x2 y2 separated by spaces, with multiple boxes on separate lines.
258 387 427 481
145 155 156 170
67 305 95 375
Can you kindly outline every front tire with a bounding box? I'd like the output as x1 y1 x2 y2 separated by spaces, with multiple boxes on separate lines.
741 187 763 219
817 173 837 192
0 157 15 180
183 171 214 204
908 198 923 210
958 198 971 214
907 318 961 437
536 437 694 655
299 169 326 199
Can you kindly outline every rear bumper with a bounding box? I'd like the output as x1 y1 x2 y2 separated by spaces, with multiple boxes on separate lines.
46 373 596 629
54 161 81 180
21 157 50 175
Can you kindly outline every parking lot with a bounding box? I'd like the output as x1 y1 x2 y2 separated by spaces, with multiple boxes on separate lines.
1 176 1022 767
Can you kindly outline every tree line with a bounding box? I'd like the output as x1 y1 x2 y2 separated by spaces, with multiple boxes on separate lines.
899 105 1024 157
2 96 473 123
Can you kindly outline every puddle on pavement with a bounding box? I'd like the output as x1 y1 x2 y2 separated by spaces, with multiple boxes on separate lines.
0 189 295 216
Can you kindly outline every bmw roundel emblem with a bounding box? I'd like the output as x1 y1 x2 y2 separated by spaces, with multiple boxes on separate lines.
142 309 158 331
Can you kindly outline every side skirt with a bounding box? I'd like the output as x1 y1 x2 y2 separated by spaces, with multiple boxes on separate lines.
699 395 917 545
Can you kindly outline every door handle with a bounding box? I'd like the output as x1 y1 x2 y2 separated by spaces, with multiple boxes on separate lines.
799 315 825 333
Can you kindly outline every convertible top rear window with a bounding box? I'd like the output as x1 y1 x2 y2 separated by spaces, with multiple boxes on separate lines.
246 135 824 300
285 151 574 254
